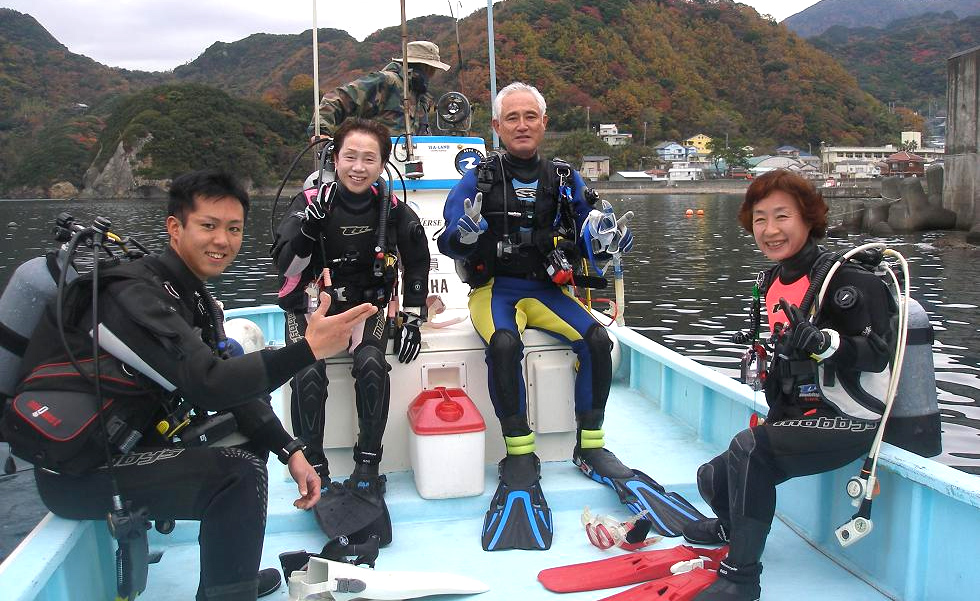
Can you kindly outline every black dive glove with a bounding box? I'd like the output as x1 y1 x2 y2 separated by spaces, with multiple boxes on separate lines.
301 183 335 239
395 310 424 363
779 299 839 360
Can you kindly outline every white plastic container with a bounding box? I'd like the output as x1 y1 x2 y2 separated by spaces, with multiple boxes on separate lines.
408 388 486 499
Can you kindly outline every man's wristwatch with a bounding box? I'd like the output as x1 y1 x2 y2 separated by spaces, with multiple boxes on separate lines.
276 438 307 465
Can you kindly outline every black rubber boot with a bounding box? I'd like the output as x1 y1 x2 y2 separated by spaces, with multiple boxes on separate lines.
683 517 729 545
303 448 329 480
257 568 282 598
345 446 392 547
691 561 761 601
572 446 633 480
693 516 769 600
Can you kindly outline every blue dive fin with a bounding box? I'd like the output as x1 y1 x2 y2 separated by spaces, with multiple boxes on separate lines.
575 448 707 538
482 453 553 551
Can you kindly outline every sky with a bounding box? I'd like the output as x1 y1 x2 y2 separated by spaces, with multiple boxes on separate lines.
0 0 822 72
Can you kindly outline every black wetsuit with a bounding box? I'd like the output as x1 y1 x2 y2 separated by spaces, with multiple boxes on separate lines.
25 248 315 601
273 182 428 469
696 239 893 574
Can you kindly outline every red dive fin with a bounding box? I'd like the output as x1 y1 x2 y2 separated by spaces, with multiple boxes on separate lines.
537 544 728 593
599 567 718 601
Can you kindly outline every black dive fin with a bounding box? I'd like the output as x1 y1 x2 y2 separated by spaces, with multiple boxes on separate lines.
313 475 388 543
482 453 553 551
575 448 707 538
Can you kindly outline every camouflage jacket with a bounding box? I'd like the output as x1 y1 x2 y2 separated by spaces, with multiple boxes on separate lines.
312 63 432 136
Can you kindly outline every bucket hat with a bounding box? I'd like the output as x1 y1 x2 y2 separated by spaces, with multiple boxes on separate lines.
393 41 450 71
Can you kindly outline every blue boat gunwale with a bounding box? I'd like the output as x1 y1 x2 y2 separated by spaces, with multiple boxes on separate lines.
2 304 978 601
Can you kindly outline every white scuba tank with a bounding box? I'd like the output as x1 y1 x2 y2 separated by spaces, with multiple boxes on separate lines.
882 297 941 457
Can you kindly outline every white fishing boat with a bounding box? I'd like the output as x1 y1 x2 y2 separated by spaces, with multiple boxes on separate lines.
2 3 979 598
1 126 979 601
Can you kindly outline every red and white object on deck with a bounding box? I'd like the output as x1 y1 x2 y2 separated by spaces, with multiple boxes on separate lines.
408 388 486 499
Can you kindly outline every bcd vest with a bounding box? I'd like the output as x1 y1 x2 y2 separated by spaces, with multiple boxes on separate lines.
459 154 579 285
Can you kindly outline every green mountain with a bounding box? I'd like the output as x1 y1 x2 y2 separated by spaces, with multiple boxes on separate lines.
171 1 898 151
783 0 980 38
89 83 304 186
810 12 980 114
0 8 167 193
2 1 905 195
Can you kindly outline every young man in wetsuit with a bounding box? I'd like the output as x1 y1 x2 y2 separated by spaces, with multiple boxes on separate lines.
15 170 376 601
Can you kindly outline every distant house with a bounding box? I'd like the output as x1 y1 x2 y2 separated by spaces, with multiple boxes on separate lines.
820 144 943 176
581 155 611 180
654 141 687 162
747 155 822 179
610 171 656 181
834 159 879 179
667 161 705 182
597 124 632 146
882 151 926 177
775 145 801 157
901 131 922 150
684 133 712 155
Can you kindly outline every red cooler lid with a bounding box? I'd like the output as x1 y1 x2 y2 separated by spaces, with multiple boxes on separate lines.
408 388 486 435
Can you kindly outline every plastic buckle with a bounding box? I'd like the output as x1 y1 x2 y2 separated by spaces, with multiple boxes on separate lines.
670 558 706 575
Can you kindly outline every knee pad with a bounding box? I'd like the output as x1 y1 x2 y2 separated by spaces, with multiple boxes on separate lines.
217 447 269 513
584 323 612 354
487 329 523 366
727 428 758 477
486 330 524 417
696 460 721 507
290 361 328 441
352 346 390 447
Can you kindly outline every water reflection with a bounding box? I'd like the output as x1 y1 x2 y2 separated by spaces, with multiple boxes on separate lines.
0 195 977 474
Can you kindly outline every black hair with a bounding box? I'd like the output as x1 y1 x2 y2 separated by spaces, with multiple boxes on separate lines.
168 169 250 225
332 119 393 164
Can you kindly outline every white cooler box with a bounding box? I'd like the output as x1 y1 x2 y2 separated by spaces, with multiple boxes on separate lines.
408 388 486 499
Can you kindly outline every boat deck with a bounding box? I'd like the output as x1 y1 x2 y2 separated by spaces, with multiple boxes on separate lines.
136 383 888 600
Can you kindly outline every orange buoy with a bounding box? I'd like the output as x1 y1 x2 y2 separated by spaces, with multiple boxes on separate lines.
696 209 705 216
685 209 694 217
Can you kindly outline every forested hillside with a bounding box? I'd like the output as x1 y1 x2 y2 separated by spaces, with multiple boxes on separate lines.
0 9 165 193
90 84 304 186
783 0 980 38
811 12 980 115
2 0 908 195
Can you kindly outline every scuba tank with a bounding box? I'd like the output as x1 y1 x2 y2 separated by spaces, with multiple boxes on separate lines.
882 298 941 457
0 249 78 398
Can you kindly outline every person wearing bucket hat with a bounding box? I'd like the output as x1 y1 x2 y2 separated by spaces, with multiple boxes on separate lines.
310 40 450 138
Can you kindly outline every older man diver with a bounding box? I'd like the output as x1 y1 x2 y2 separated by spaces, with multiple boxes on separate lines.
438 81 704 550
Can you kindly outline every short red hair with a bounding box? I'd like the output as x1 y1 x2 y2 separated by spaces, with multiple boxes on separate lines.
737 170 828 238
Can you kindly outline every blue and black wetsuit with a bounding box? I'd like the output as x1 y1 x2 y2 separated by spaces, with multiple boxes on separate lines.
438 152 612 448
